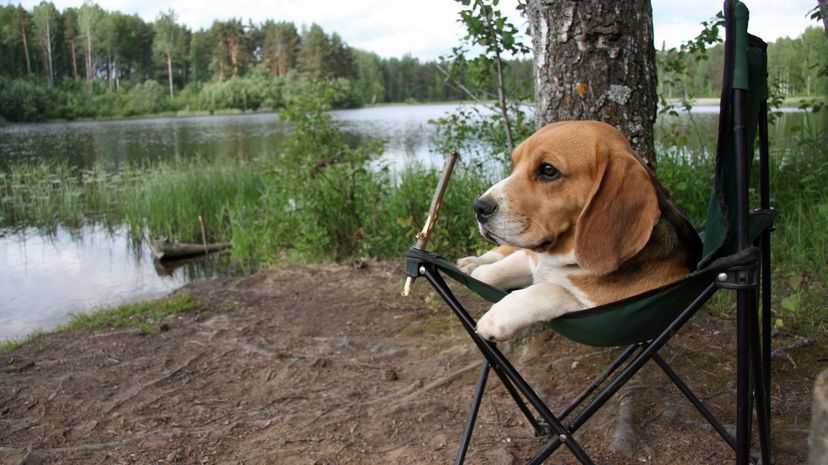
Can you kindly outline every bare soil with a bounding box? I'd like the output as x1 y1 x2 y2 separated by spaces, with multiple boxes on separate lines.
0 261 824 464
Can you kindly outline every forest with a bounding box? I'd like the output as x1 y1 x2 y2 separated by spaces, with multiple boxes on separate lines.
0 2 825 123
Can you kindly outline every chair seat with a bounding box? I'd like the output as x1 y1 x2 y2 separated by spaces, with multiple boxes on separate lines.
408 210 775 347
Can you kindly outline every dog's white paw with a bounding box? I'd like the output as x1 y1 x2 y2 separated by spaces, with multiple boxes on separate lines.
475 303 522 341
457 255 489 274
469 264 501 287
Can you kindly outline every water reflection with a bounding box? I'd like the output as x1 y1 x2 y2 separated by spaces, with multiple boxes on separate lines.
0 113 293 169
0 225 231 341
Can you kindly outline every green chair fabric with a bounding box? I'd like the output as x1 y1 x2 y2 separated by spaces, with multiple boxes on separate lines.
701 27 768 265
409 211 772 347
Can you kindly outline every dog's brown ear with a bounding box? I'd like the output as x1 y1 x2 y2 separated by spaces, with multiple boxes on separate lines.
574 147 660 274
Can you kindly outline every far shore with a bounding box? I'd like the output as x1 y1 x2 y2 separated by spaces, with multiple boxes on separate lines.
0 97 818 127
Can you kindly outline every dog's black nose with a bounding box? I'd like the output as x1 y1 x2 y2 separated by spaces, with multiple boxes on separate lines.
474 198 497 223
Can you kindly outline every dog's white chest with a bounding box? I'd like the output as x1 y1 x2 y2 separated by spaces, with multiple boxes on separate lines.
533 253 594 308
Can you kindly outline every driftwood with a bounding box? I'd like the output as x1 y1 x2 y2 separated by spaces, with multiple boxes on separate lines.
151 238 231 261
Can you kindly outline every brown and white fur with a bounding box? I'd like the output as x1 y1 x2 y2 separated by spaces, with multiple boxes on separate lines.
457 121 701 341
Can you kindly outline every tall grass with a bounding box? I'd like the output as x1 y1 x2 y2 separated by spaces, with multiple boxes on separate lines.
0 154 494 268
1 159 264 243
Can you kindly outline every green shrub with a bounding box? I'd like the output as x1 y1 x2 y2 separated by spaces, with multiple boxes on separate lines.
124 80 169 115
0 77 51 122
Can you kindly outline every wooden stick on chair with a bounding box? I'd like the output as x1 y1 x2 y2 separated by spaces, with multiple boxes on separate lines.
401 149 459 296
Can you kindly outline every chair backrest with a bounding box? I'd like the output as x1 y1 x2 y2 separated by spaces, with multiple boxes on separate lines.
699 0 768 267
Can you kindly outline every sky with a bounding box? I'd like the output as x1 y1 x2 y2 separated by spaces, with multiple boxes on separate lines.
16 0 821 60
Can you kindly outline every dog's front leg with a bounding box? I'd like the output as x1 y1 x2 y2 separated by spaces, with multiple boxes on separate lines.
476 283 584 341
457 245 521 275
468 249 534 291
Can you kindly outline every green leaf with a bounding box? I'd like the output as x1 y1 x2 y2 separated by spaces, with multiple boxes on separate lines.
788 275 803 290
780 294 800 312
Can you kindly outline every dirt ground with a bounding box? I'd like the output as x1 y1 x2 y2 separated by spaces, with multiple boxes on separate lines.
0 261 824 465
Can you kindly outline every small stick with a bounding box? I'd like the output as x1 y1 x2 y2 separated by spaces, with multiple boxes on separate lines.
198 215 208 256
401 149 459 296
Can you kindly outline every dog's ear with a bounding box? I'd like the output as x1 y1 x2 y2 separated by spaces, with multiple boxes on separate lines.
574 147 660 274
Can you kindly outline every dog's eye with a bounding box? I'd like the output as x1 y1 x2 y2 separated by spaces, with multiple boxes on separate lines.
538 163 561 181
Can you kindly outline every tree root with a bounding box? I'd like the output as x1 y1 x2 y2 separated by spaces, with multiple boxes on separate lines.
419 361 480 393
295 361 481 431
607 380 650 457
8 427 190 455
103 352 205 415
607 385 637 457
771 338 815 358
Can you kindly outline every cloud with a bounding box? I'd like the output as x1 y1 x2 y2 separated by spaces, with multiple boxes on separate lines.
17 0 820 60
652 0 816 48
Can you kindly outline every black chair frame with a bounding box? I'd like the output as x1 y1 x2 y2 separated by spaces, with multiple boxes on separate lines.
403 2 774 463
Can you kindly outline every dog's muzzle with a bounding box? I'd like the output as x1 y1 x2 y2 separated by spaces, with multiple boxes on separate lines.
473 198 497 224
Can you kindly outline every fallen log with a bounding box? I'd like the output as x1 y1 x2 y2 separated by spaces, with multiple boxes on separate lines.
151 238 231 261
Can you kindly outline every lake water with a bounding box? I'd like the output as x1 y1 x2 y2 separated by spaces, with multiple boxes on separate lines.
0 103 458 341
0 103 820 341
0 104 452 171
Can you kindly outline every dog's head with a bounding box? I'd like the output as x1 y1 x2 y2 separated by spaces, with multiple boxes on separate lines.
474 120 661 274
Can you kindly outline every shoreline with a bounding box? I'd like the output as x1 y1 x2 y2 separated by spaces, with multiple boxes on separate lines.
1 97 818 127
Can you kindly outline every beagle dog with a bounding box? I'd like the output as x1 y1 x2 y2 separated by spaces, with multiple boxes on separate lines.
457 121 701 341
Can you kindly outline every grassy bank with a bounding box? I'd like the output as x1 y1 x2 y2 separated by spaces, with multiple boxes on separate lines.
0 293 196 353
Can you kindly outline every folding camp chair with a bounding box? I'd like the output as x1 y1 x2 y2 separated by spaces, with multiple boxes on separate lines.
403 1 774 464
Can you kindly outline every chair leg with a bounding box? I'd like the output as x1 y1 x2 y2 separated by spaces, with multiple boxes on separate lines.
488 357 551 437
422 266 596 464
652 352 736 450
559 344 642 421
422 264 725 465
455 360 490 465
565 285 718 435
758 102 773 454
760 236 773 463
527 284 719 463
750 296 773 465
416 264 550 436
736 290 754 465
758 103 774 463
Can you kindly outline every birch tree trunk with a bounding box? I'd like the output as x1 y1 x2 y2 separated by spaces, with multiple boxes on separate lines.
44 20 53 88
166 53 174 98
526 0 658 166
85 33 93 83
